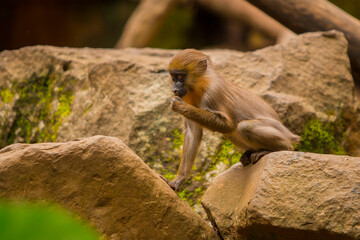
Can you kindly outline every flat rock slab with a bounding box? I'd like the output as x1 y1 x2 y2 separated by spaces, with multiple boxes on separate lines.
0 136 218 240
202 151 360 240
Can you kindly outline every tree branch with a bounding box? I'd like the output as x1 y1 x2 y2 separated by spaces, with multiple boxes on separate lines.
196 0 295 43
246 0 360 95
115 0 178 48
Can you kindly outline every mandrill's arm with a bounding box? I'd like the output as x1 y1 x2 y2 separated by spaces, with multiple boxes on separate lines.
171 96 235 134
170 119 203 191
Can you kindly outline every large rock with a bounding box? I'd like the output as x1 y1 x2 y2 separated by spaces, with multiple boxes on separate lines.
0 31 358 153
0 30 359 215
201 151 360 240
0 136 219 240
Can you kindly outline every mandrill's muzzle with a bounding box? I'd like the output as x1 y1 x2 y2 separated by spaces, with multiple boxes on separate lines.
172 83 187 97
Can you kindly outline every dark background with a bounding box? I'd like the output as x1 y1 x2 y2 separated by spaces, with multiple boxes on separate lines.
1 0 359 51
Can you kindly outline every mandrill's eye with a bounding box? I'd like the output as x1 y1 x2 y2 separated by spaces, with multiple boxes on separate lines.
170 72 186 82
177 73 186 82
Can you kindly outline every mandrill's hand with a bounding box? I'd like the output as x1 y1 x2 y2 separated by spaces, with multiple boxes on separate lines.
170 96 185 113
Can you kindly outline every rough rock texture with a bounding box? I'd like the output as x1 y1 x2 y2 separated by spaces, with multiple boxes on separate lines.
0 136 219 240
202 151 360 240
0 31 358 151
0 31 359 215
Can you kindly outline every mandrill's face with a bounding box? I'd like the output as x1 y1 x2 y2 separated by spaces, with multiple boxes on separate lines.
169 70 188 98
168 49 209 105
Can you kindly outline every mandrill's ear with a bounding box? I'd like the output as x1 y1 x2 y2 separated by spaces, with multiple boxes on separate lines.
196 59 207 75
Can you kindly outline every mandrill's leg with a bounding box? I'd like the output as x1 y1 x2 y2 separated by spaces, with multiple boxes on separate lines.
169 119 203 191
237 118 295 166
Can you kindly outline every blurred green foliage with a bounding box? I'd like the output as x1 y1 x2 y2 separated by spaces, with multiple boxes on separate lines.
151 6 194 49
0 201 100 240
151 4 226 50
151 0 360 50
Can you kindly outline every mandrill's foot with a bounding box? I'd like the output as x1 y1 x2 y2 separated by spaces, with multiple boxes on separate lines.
240 149 271 166
239 150 254 166
158 174 185 192
250 150 271 164
158 174 172 186
170 176 186 192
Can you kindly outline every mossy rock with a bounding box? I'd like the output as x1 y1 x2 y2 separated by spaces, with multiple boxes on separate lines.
296 118 347 155
1 67 74 147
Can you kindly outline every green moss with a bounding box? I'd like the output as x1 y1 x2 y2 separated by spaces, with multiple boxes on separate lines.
0 88 14 104
209 139 242 169
178 188 194 206
6 68 74 145
83 104 93 116
158 128 183 182
296 118 346 155
57 94 73 118
48 92 74 141
195 186 206 205
163 171 176 182
160 128 199 206
171 137 242 208
194 173 203 182
160 130 243 209
171 128 184 150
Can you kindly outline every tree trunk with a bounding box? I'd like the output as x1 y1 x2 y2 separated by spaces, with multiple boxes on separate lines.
196 0 295 43
115 0 178 48
246 0 360 95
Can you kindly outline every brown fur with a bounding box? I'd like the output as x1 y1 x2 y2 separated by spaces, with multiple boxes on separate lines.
167 49 300 191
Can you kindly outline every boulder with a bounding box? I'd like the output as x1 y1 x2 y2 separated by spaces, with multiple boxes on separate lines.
201 151 360 240
0 30 359 215
0 136 219 240
0 31 358 153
